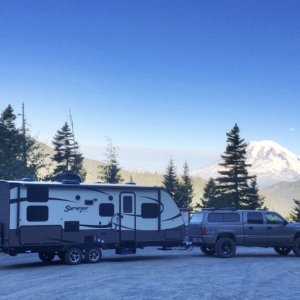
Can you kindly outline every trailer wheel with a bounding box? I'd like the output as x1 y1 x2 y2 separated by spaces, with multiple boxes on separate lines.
215 237 236 258
64 247 83 265
200 246 215 256
38 252 55 262
293 238 300 257
85 247 102 263
274 247 292 256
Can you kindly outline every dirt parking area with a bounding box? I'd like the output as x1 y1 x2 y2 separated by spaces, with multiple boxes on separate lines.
0 246 300 300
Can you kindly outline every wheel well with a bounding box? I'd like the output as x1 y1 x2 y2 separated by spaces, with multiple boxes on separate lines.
217 233 236 242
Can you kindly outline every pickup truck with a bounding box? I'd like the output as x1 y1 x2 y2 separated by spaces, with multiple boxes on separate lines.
187 209 300 258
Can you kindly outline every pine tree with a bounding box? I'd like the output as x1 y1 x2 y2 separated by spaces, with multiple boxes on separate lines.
0 105 22 179
216 124 254 208
68 114 86 180
0 104 45 180
51 122 85 180
162 158 180 206
289 199 300 222
99 138 123 183
177 161 194 208
246 176 264 209
199 178 220 208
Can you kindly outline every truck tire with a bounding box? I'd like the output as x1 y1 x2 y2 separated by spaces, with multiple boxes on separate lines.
38 252 55 262
200 246 216 256
64 247 83 265
215 237 236 258
293 238 300 257
274 247 292 256
85 247 102 263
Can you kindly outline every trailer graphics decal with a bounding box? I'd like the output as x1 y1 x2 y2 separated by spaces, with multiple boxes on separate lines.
64 205 89 213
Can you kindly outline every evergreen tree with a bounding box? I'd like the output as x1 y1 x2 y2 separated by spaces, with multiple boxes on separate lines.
216 124 254 208
0 105 22 179
177 161 194 208
51 122 86 180
99 138 123 183
68 115 86 180
246 176 264 209
290 199 300 222
0 104 45 180
162 158 180 206
199 178 220 208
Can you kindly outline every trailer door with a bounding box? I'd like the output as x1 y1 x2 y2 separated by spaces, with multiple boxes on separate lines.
119 193 136 243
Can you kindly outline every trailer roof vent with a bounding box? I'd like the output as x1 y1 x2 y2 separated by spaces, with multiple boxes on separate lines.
57 173 82 184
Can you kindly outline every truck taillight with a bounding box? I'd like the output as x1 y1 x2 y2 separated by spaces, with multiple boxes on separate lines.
200 225 207 235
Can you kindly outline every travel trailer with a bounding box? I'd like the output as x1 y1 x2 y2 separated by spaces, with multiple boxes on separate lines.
0 177 185 265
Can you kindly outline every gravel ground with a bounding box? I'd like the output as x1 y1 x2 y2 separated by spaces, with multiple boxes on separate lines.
0 246 300 300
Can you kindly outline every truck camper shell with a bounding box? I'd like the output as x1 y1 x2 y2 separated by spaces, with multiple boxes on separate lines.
0 179 185 264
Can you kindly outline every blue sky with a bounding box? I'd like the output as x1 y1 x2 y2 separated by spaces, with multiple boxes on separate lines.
1 1 300 172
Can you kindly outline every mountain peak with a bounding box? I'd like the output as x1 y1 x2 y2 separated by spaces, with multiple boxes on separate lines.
191 140 300 186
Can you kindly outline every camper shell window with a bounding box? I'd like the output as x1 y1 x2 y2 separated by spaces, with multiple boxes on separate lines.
99 203 114 217
141 203 158 219
123 196 133 213
247 212 264 224
27 186 49 202
27 206 49 222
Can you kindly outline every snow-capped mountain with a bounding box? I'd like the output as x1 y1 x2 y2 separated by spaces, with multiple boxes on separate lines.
191 140 300 186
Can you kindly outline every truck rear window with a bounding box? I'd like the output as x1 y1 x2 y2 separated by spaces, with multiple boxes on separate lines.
190 213 204 223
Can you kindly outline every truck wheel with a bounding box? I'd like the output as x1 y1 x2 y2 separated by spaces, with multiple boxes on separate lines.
64 247 83 265
293 238 300 257
215 237 236 258
38 252 55 262
274 247 292 256
200 246 215 256
85 247 102 263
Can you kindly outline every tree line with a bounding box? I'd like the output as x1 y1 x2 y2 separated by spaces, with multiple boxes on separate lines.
1 104 299 220
0 105 118 183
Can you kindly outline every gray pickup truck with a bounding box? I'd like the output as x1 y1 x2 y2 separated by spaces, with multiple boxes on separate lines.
187 209 300 258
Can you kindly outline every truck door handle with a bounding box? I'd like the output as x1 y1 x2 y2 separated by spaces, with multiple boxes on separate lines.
267 226 272 230
248 227 254 230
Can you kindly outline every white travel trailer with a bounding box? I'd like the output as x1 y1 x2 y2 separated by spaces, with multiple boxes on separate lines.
0 178 185 265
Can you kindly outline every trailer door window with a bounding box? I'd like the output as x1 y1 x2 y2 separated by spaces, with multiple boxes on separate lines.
141 203 158 219
27 186 49 202
27 206 49 222
99 203 114 217
123 196 133 213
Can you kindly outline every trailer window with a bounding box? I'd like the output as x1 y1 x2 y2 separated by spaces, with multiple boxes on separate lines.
27 186 49 202
27 206 49 222
141 203 158 219
99 203 114 217
123 196 133 213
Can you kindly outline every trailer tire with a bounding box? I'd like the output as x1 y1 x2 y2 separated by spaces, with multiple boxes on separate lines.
293 238 300 257
64 247 83 265
38 252 55 262
215 237 236 258
85 247 102 263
